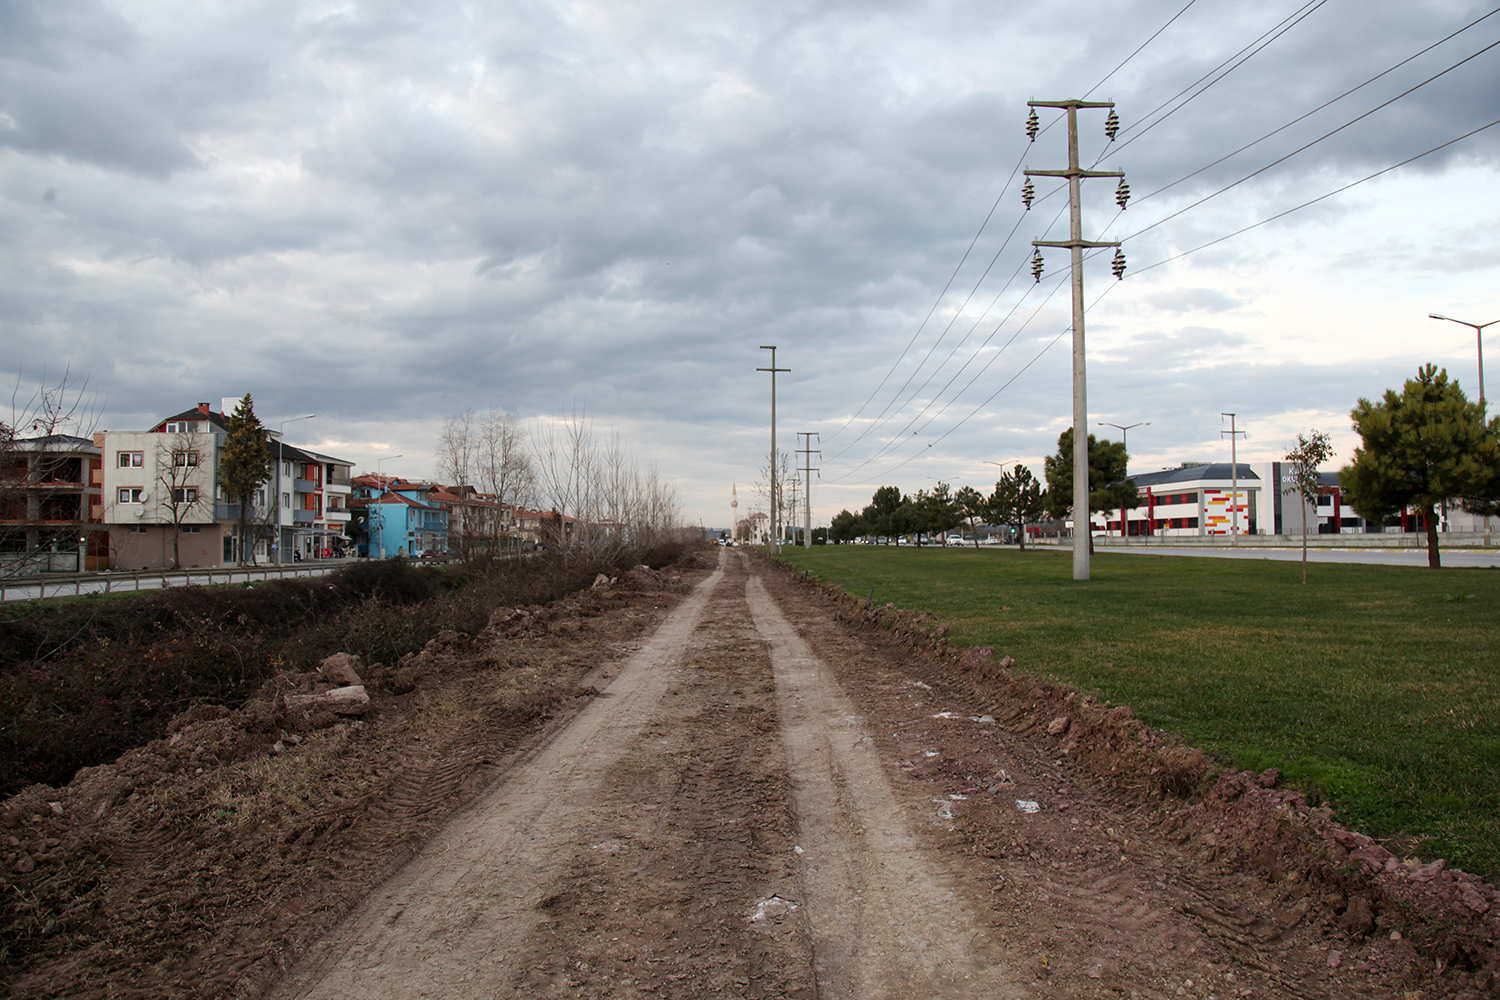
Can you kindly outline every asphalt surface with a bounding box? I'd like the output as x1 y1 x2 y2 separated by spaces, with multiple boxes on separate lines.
1106 545 1500 568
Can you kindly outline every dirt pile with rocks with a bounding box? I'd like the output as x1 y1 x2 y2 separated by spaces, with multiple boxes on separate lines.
1 560 698 1000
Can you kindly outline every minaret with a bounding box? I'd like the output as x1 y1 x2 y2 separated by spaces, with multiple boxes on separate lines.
730 483 738 541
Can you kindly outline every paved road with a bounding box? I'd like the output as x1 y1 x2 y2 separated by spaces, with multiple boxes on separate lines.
0 562 349 602
1107 545 1500 568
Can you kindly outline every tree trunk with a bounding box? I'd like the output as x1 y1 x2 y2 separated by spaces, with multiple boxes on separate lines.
1300 501 1307 585
1425 505 1441 569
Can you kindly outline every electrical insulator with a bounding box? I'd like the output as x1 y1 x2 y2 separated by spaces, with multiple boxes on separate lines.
1031 248 1044 283
1111 248 1127 280
1026 109 1039 142
1021 179 1035 210
1115 177 1131 210
1104 109 1120 141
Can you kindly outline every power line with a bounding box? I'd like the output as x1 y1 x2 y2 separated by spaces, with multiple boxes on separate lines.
824 153 1026 445
826 195 1073 464
1130 6 1500 207
826 274 1073 483
1117 0 1332 148
1082 0 1201 99
1129 116 1500 275
1120 36 1500 244
825 0 1215 453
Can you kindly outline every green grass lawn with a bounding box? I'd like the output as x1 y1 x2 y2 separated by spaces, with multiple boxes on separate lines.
772 544 1500 882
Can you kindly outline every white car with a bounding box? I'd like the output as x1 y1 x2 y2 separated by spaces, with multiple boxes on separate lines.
945 535 965 546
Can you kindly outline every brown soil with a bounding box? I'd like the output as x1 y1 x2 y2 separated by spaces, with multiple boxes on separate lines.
3 547 1496 999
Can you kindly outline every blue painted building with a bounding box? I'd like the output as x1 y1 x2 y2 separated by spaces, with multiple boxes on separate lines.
351 477 449 558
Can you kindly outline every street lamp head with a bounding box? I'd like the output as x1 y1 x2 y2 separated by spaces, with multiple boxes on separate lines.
1429 313 1450 321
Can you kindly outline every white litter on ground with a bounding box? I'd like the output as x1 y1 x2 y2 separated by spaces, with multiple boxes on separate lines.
1015 800 1041 814
749 894 800 923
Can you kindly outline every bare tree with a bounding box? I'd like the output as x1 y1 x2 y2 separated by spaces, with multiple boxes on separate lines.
476 409 534 554
532 407 600 551
155 431 212 570
529 406 681 557
436 409 481 558
1283 430 1333 585
754 449 795 545
1 367 101 574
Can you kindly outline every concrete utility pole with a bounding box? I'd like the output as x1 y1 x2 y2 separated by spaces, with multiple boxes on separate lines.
1221 414 1245 545
1026 99 1125 582
797 431 819 549
758 347 789 555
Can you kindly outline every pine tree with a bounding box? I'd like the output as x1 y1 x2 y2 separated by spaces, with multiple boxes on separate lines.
1340 365 1500 569
220 394 271 565
1043 428 1139 547
954 485 987 547
988 463 1048 551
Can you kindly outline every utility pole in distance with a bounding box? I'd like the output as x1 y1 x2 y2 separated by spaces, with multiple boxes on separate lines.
758 347 790 555
797 431 820 548
1025 99 1128 582
1221 413 1245 545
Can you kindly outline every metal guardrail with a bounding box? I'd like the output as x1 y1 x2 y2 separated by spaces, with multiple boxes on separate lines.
0 561 352 603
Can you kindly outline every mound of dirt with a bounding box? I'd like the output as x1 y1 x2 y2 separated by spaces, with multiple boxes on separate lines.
803 566 1500 986
0 567 701 1000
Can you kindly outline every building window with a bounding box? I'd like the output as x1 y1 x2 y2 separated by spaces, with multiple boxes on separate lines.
283 492 291 509
118 487 145 503
283 461 292 477
182 525 200 534
128 525 148 534
172 487 199 503
117 451 144 468
173 450 199 467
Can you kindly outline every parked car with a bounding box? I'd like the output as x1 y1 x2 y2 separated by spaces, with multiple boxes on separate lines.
945 535 964 546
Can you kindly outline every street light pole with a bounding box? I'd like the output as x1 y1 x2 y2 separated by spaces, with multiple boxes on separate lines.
1221 414 1245 546
1431 312 1498 545
375 455 402 559
276 414 315 565
1098 421 1149 543
1429 313 1497 406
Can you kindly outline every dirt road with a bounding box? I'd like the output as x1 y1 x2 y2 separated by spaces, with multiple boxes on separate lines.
7 546 1486 998
262 548 1463 1000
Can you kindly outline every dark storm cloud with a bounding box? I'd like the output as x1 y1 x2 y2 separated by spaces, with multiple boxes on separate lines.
0 0 1496 523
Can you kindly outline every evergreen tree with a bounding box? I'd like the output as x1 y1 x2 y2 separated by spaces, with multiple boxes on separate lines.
862 485 907 545
1043 428 1139 546
828 508 865 543
916 482 962 544
1340 365 1500 569
988 463 1048 551
220 394 271 565
954 485 987 548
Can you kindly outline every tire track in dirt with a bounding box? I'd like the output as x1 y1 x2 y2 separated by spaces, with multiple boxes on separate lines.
265 553 730 999
742 555 1027 1000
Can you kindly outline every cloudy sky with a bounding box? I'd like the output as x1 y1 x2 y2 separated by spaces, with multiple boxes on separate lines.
3 0 1498 530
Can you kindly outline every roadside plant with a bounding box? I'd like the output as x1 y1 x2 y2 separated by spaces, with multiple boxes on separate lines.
1340 365 1500 568
1283 430 1333 584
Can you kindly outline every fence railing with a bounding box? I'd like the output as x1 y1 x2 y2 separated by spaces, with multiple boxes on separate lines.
0 561 351 603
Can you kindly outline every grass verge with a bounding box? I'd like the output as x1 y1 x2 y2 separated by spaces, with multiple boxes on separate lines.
773 544 1500 882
